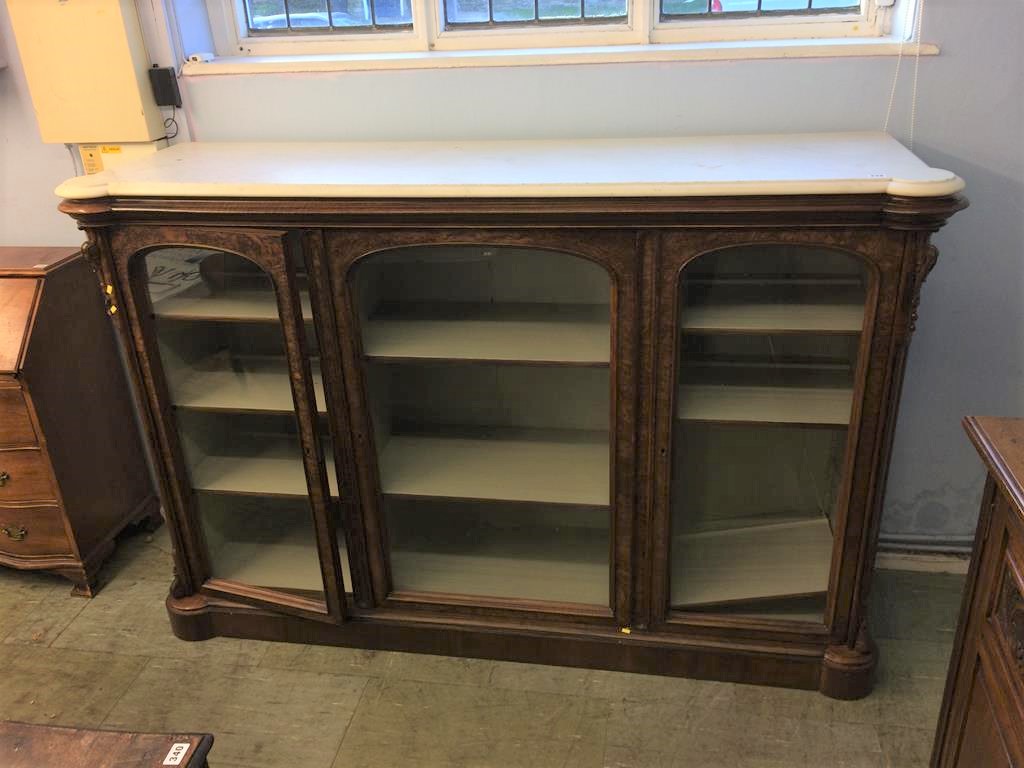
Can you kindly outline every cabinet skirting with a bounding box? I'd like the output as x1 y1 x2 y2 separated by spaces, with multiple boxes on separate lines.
167 589 874 699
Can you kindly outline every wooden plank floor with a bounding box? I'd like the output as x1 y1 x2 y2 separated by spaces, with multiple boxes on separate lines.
0 528 965 768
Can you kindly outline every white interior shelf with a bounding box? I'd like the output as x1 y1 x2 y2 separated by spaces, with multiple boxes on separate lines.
173 355 326 414
213 528 352 593
682 303 864 334
391 529 608 605
379 431 609 506
191 441 339 498
363 303 609 364
677 385 853 426
671 517 833 608
685 275 863 287
153 290 313 322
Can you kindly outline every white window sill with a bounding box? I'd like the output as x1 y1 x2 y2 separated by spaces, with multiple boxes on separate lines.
181 36 939 76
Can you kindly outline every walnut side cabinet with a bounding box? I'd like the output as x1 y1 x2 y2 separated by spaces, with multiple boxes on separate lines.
58 134 966 697
932 417 1024 766
0 247 158 595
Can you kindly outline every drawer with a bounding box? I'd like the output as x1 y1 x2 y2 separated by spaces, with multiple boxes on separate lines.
0 385 37 447
0 504 72 558
0 449 55 502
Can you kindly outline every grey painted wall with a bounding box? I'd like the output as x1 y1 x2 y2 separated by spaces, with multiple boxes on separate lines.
0 3 81 248
2 0 1020 548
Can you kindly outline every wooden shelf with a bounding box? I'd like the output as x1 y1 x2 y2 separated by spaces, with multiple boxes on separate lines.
153 289 313 322
686 595 825 623
391 526 609 605
173 355 326 414
379 430 609 506
677 385 853 426
191 441 339 498
682 303 864 334
671 517 833 608
363 302 609 364
213 526 351 593
685 274 863 287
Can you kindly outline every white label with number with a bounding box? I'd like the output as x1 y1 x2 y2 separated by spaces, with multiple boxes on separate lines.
163 742 191 766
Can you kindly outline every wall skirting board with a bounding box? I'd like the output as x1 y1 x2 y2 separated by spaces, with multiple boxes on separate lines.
877 532 974 555
875 549 970 575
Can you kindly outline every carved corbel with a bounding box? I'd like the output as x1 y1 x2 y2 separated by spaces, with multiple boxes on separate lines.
907 243 940 336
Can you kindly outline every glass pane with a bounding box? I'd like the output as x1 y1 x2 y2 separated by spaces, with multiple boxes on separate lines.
494 0 537 23
670 245 868 622
330 0 372 27
144 247 342 600
287 0 331 27
538 0 582 19
352 246 612 606
248 0 289 29
759 0 810 9
584 0 627 19
662 0 709 15
811 0 858 8
373 0 414 25
446 0 490 23
718 0 759 11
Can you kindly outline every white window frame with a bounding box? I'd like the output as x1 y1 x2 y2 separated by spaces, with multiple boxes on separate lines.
205 0 897 58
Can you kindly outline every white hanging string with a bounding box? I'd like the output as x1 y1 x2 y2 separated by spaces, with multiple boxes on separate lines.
883 0 926 149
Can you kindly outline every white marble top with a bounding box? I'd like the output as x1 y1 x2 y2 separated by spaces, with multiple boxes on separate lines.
55 132 964 200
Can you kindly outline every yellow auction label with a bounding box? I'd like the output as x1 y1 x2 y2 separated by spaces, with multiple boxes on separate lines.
79 145 103 175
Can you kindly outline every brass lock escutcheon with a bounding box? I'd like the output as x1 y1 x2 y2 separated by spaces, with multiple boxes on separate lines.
0 471 9 487
1 525 27 542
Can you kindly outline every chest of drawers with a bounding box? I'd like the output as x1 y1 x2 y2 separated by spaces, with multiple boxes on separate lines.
933 417 1024 766
0 246 159 595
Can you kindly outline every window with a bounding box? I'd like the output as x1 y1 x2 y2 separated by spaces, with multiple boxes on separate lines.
442 0 628 28
210 0 899 58
246 0 412 32
660 0 859 21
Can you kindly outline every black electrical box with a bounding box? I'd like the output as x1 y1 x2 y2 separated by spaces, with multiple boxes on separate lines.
148 65 181 108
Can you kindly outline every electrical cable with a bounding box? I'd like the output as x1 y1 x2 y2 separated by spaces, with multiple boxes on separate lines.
908 0 925 150
164 103 180 140
883 0 926 148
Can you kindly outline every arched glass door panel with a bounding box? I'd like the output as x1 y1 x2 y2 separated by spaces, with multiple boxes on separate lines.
142 247 346 602
671 245 869 622
351 245 612 607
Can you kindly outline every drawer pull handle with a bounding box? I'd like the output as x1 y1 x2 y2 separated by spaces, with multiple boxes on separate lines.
0 471 9 487
1 525 27 541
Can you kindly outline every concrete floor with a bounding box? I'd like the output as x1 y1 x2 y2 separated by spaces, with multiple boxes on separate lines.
0 526 965 768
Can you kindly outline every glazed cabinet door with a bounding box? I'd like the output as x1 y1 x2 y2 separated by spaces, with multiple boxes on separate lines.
649 231 904 634
327 230 638 624
109 228 346 621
